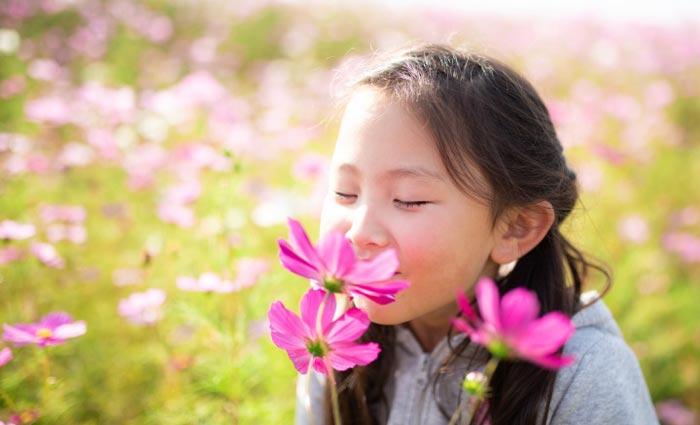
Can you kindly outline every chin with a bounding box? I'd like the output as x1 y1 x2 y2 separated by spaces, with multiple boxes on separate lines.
353 296 405 325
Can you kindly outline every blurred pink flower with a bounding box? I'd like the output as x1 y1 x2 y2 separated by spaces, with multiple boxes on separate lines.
46 224 87 244
176 272 236 293
85 128 120 160
2 312 86 348
157 203 195 228
232 257 270 290
278 218 409 304
590 143 626 166
30 242 65 269
669 207 700 228
40 205 86 224
171 144 231 172
118 289 166 325
617 215 650 244
292 152 328 180
656 399 696 425
122 143 167 190
112 268 144 287
0 220 35 240
144 15 173 43
644 80 675 109
0 347 11 367
174 71 226 106
24 96 71 125
0 75 26 98
0 0 35 20
0 247 24 265
27 59 65 81
26 154 52 174
57 142 95 168
162 181 201 205
77 83 135 125
663 232 700 263
452 277 575 370
9 409 39 425
268 288 380 375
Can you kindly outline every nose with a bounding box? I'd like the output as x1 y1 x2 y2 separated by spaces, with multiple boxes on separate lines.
345 205 390 258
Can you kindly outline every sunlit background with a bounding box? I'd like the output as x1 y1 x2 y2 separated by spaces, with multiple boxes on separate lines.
1 0 699 424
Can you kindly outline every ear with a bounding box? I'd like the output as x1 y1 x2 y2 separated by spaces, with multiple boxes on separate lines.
490 200 555 265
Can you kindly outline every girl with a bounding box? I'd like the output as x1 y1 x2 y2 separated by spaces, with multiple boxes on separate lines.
296 44 657 425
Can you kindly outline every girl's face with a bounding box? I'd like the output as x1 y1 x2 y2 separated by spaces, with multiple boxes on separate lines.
320 87 500 331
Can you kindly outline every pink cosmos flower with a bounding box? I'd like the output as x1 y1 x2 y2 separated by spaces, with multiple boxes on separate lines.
268 288 380 375
232 257 270 290
176 272 236 293
0 247 23 265
278 218 409 304
0 347 11 367
452 277 575 370
118 289 166 325
46 224 87 244
2 312 86 348
157 203 195 228
30 242 64 269
0 220 35 240
40 205 86 224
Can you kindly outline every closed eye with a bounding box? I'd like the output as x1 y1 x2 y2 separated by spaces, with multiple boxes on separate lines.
394 199 430 209
334 192 357 204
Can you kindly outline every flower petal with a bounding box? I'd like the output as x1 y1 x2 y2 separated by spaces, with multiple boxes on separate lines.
53 321 87 339
278 239 323 281
346 280 410 304
456 290 479 322
299 289 335 335
2 324 38 346
268 301 310 351
328 341 381 371
287 347 313 374
0 347 12 367
344 249 399 284
513 312 575 357
286 218 323 269
325 307 370 344
499 287 540 334
475 277 502 332
317 232 355 277
528 353 576 370
40 312 74 328
311 356 330 376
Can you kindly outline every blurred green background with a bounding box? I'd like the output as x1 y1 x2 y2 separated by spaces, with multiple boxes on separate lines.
1 0 699 424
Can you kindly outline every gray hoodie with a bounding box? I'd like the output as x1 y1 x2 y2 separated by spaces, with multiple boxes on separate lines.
296 295 658 424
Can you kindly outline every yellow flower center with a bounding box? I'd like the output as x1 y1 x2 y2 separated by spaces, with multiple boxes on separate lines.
35 328 53 338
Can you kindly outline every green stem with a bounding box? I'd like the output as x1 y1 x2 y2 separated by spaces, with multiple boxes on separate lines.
40 347 52 404
314 292 342 425
447 393 471 425
325 357 342 425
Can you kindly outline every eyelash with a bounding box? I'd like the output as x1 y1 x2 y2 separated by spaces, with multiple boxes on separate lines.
334 192 429 209
393 200 429 209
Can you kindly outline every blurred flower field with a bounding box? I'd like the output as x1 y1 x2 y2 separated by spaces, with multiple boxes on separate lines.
1 0 699 423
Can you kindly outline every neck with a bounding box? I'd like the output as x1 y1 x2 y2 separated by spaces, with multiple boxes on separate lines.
407 304 460 352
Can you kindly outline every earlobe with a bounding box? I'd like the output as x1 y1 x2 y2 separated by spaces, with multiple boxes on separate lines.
490 201 555 265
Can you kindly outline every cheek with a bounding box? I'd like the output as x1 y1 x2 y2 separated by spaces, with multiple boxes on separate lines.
319 195 345 235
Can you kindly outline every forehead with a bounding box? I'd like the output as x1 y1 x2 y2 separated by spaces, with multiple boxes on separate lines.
333 88 444 173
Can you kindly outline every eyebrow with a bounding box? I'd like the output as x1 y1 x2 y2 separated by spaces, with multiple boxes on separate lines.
336 163 446 183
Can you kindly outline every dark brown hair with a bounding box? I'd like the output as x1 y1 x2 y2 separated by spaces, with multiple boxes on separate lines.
326 44 609 425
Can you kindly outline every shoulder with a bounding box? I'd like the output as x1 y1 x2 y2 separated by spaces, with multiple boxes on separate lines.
547 298 659 425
